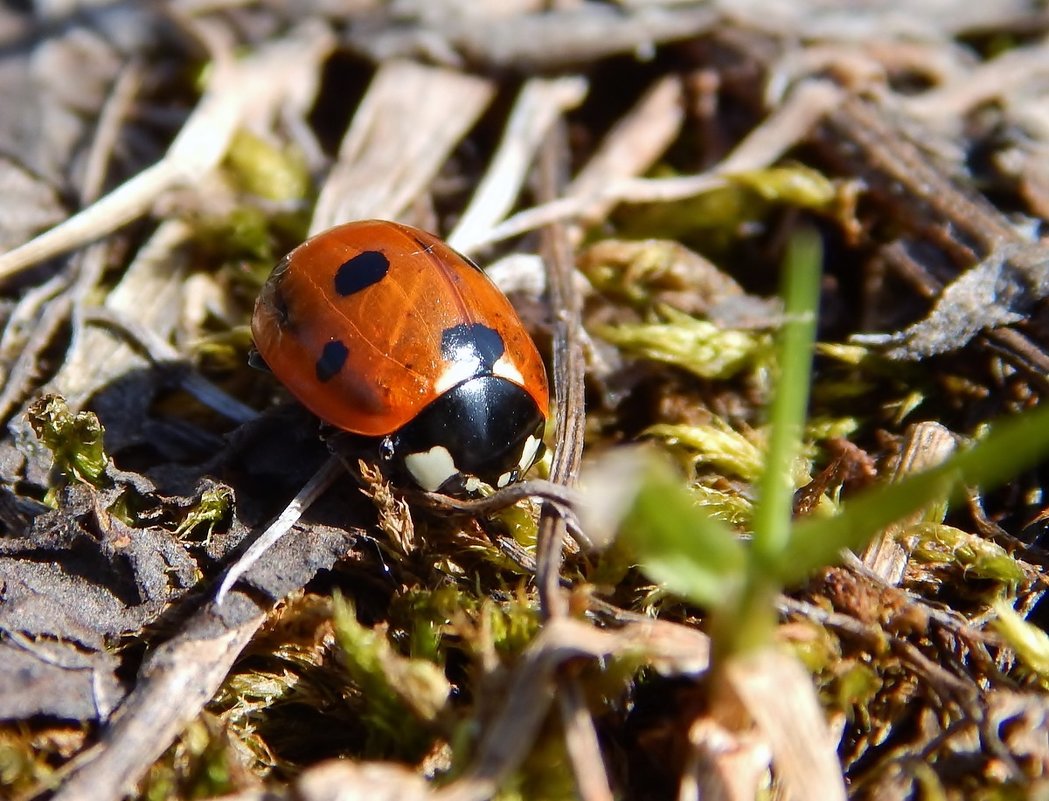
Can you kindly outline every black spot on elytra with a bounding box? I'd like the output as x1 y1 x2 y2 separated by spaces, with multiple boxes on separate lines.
334 251 389 296
441 323 505 374
316 340 349 382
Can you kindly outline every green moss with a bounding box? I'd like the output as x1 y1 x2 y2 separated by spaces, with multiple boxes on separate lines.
599 306 772 381
993 601 1049 687
484 597 541 658
910 523 1025 585
645 421 766 481
225 129 311 203
0 728 58 796
27 394 109 489
332 593 449 759
175 486 234 541
617 165 840 248
495 722 578 801
141 717 239 801
395 586 476 664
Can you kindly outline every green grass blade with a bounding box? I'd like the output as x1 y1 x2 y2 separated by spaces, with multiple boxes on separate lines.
622 463 746 609
781 401 1049 584
751 228 821 566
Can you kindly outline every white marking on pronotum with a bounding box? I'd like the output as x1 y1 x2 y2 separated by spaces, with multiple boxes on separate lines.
405 445 459 492
497 471 514 488
433 360 477 395
518 434 542 471
434 353 526 395
493 356 524 386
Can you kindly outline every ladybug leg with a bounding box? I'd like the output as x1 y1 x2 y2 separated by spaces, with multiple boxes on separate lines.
247 348 271 372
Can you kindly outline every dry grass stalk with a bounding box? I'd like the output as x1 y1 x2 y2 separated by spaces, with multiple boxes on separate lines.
860 422 958 585
311 60 495 232
0 20 334 282
448 75 587 254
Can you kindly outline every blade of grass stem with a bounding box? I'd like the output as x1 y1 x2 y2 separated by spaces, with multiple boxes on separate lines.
781 400 1049 583
751 228 821 569
715 229 821 656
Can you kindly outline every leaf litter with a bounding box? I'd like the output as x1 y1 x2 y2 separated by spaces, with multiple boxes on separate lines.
1 2 1049 801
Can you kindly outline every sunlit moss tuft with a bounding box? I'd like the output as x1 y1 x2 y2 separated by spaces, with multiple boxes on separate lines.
993 602 1049 687
599 306 771 380
332 593 450 758
27 394 109 489
175 486 234 540
225 129 312 203
910 523 1025 585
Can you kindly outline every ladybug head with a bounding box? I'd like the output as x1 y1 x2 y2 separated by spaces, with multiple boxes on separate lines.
383 376 545 495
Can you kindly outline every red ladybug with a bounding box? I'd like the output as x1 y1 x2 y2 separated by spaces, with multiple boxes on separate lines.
251 220 549 494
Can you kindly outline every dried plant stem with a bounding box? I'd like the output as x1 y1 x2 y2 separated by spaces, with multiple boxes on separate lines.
215 456 344 603
535 120 609 801
447 75 587 254
50 609 267 801
311 59 495 231
474 79 844 249
535 119 586 618
0 21 334 282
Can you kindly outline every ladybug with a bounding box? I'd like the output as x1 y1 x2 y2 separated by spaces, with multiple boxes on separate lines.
251 220 549 495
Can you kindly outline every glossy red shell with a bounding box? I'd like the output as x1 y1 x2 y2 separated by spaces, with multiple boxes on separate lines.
251 220 549 437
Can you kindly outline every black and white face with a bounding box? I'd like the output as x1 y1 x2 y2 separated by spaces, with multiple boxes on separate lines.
384 375 546 495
